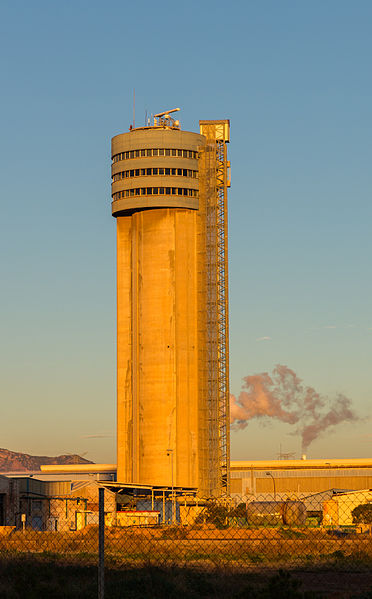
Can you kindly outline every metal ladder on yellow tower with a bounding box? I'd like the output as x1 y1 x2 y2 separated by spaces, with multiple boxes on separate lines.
199 120 231 497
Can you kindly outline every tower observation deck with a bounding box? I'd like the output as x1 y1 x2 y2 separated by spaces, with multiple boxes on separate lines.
111 112 230 496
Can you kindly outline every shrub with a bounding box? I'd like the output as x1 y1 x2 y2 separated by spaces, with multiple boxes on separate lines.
352 504 372 525
195 502 229 528
230 503 247 518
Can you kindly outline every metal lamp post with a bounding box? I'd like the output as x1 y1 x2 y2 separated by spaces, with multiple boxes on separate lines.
266 472 276 501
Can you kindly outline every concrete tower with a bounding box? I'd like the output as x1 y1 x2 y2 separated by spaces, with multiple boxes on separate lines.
111 111 230 496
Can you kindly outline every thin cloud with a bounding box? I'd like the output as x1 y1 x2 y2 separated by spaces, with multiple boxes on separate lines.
81 433 113 439
323 325 337 329
256 336 272 342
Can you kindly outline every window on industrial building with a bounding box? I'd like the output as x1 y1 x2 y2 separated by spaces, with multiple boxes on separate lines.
112 148 197 162
112 168 198 180
117 168 184 181
112 188 198 201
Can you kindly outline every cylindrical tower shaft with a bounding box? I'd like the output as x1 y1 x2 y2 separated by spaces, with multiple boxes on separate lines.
117 208 200 487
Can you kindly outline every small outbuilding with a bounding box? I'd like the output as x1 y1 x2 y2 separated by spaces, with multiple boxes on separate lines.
323 489 372 526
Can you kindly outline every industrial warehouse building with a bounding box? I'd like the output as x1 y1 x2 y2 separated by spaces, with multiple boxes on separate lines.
230 459 372 497
1 457 372 530
0 475 116 531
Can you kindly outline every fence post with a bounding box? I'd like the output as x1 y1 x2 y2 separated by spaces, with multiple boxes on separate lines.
98 487 105 599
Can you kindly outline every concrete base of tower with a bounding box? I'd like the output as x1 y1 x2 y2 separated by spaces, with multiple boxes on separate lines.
116 208 200 490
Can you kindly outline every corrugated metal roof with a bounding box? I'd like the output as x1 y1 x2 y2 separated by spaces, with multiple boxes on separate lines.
231 459 372 470
231 468 372 478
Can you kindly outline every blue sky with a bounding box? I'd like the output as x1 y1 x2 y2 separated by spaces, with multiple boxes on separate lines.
0 0 371 463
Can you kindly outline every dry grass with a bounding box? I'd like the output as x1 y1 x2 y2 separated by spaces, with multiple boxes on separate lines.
0 525 371 573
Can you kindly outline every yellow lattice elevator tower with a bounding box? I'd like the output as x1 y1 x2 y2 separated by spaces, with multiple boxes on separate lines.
111 112 230 496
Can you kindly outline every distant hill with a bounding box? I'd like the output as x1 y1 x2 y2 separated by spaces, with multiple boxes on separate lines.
0 448 93 472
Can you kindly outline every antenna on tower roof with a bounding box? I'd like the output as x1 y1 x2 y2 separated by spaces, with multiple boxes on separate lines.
133 88 135 129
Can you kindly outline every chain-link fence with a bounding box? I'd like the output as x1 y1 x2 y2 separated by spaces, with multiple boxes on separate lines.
0 487 371 597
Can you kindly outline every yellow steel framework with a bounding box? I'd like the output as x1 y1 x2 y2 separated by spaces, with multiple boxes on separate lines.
199 120 230 496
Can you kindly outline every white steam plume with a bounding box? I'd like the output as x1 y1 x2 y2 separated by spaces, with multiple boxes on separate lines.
230 365 359 452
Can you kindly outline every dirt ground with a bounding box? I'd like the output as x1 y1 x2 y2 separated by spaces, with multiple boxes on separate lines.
0 557 372 598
